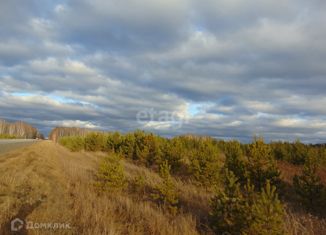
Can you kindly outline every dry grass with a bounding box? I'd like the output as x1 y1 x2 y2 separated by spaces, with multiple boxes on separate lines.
0 141 199 234
285 209 326 235
278 160 326 185
0 141 325 234
0 142 75 234
277 160 326 235
278 161 302 184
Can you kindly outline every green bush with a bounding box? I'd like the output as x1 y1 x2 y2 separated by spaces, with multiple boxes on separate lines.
59 136 85 152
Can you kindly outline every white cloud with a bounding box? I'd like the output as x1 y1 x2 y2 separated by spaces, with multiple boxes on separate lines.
45 120 100 129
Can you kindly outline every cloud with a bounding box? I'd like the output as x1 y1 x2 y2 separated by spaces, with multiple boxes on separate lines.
54 0 190 53
0 0 325 142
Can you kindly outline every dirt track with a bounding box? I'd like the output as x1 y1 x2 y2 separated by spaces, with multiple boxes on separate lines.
0 140 39 155
0 141 100 234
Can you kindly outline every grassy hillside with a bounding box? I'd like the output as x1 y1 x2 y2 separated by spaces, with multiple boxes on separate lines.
54 130 326 234
0 141 204 234
0 135 325 234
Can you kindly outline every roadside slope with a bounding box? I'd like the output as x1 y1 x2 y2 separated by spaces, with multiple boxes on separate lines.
0 141 100 234
0 141 200 235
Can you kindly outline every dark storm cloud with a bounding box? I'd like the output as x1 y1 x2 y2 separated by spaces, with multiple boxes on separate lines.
0 0 326 142
54 0 190 53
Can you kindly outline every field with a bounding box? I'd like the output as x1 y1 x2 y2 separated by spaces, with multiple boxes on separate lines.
0 140 325 234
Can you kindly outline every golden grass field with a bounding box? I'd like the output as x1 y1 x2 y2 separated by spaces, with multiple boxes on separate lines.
0 141 325 234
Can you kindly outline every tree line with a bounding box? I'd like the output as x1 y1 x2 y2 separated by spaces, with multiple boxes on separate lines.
0 119 43 139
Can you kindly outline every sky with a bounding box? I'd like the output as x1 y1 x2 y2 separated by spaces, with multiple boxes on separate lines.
0 0 326 142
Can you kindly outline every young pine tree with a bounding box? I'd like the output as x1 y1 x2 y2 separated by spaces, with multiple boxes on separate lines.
244 181 286 235
163 138 184 173
211 173 286 235
84 132 106 151
59 136 85 152
210 170 248 234
106 132 123 153
291 139 308 165
144 134 162 168
225 140 248 184
247 138 280 189
293 154 324 212
152 161 178 215
96 154 127 192
189 140 220 187
119 133 135 159
132 130 150 163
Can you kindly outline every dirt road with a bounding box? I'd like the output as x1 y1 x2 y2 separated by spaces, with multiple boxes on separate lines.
0 140 39 155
